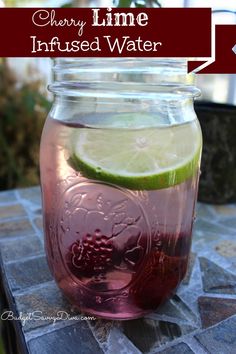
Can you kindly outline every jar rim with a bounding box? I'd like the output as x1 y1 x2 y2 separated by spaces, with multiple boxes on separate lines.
53 58 187 71
51 58 200 99
49 81 200 99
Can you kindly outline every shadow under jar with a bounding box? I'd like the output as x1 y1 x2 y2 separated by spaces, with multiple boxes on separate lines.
40 59 202 320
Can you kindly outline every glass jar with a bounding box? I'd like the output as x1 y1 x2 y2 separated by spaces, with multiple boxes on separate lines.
40 58 202 320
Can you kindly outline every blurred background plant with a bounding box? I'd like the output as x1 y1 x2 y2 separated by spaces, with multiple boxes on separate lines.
116 0 161 7
0 58 51 190
62 0 161 7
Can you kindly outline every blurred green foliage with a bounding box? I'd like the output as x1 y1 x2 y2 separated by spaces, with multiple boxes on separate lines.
0 335 5 354
61 1 161 8
0 59 51 190
116 0 161 7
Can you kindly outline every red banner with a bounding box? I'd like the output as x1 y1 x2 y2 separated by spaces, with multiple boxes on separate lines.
188 25 236 74
0 8 211 57
1 7 236 73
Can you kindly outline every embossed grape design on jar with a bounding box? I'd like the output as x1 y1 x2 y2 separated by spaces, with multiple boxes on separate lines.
40 59 202 319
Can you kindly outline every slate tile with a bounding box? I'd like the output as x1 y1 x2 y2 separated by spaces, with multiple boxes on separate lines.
196 203 214 219
195 315 236 354
18 187 41 205
0 190 17 204
27 322 103 354
219 217 236 230
147 299 188 324
182 253 196 285
33 216 43 232
213 205 236 217
0 235 43 263
15 281 79 332
123 319 183 353
89 319 114 346
4 256 52 291
171 295 198 324
157 342 194 354
0 218 34 239
198 296 236 328
146 295 197 326
199 257 236 294
215 240 236 258
108 328 141 354
123 318 158 352
192 229 220 244
193 219 232 236
0 204 26 220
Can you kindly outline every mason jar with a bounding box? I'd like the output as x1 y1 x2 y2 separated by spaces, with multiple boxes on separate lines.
40 58 202 320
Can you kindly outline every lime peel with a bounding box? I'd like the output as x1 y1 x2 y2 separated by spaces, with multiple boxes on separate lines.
69 146 201 190
69 121 202 190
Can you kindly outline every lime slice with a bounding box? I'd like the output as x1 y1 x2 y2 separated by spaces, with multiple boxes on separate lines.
69 121 202 190
76 112 163 129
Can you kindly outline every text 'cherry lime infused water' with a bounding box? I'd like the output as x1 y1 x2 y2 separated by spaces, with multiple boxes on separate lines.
40 112 202 320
